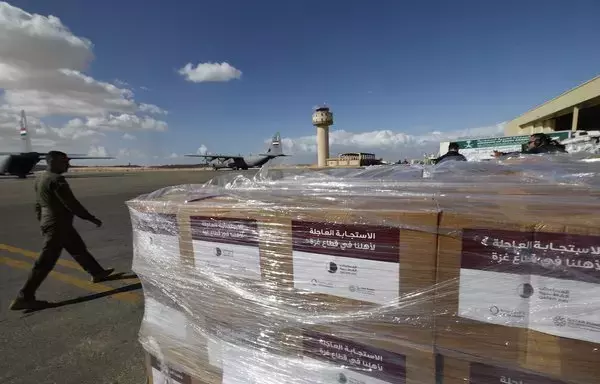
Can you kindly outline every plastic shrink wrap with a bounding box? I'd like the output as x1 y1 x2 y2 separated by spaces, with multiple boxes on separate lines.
127 157 600 384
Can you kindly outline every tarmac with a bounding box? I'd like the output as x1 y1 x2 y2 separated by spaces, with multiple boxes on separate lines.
0 169 256 384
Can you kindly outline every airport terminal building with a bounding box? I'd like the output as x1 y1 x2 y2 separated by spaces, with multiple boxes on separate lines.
439 75 600 160
505 75 600 136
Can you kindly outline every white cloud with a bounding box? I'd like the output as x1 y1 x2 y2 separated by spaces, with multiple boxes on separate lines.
178 62 242 83
0 2 168 156
87 145 109 157
117 148 145 159
0 3 93 72
114 79 129 87
197 144 208 155
65 114 168 132
122 133 136 140
140 103 168 115
279 123 507 163
168 152 179 158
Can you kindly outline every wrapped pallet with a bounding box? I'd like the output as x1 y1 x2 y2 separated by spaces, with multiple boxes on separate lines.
127 159 600 384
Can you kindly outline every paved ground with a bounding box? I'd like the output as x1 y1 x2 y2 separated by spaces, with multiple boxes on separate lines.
0 169 255 384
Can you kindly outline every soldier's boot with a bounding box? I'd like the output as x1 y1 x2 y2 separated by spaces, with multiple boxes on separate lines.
68 249 114 283
9 296 51 311
9 270 52 311
91 268 115 283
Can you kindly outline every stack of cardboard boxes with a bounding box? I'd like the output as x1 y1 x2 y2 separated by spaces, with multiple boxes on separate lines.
127 174 600 384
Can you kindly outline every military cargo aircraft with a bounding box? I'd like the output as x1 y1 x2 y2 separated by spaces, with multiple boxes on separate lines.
0 110 114 178
184 132 288 170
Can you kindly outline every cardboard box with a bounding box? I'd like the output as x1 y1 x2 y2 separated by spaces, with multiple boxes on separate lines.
435 197 600 383
175 195 441 350
435 211 531 365
143 312 303 384
145 351 220 384
439 352 571 384
128 198 188 276
175 196 294 329
256 197 441 350
139 284 209 359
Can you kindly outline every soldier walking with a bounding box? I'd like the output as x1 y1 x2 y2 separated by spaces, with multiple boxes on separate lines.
9 151 114 310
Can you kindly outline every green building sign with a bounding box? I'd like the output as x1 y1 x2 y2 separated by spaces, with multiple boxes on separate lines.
455 131 571 150
441 131 572 161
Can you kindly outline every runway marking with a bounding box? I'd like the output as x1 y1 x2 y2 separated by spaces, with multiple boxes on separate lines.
0 256 140 304
0 243 83 272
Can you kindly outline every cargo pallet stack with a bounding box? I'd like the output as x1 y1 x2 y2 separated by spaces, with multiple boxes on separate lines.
127 163 600 384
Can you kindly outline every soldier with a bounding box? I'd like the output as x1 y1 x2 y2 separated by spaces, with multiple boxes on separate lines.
494 133 568 157
9 151 114 310
433 142 467 164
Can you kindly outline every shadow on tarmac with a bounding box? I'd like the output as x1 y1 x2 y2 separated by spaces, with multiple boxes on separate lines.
20 277 142 315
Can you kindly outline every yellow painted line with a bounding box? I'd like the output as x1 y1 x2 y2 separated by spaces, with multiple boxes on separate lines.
0 243 83 272
0 256 140 304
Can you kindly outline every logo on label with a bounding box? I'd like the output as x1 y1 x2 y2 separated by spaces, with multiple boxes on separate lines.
215 247 233 257
349 285 357 292
311 279 319 286
553 316 567 327
328 262 338 273
517 283 534 299
488 305 526 319
337 373 348 384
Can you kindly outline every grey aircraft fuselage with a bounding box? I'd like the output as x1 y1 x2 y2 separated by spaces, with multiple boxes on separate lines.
211 154 277 170
187 132 287 170
1 110 114 179
0 152 44 178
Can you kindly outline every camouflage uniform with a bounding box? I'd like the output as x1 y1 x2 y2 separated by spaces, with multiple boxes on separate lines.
18 171 105 299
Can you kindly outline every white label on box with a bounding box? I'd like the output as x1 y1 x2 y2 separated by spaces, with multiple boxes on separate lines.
207 337 224 368
144 297 188 340
221 344 294 384
151 367 169 384
151 367 184 384
151 366 190 384
190 216 262 280
149 355 192 384
135 231 181 263
529 274 600 344
207 322 254 369
470 362 568 384
302 330 407 384
291 221 401 305
192 239 261 280
131 210 180 266
302 357 397 384
459 229 600 343
458 268 530 328
293 251 400 305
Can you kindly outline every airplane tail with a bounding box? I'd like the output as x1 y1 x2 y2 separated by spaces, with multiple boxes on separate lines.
20 110 33 153
261 132 286 157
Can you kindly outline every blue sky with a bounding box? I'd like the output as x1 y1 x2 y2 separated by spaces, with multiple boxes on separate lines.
1 0 600 163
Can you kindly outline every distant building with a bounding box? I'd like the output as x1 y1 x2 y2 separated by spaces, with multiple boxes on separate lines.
436 76 600 160
505 75 600 136
326 152 382 167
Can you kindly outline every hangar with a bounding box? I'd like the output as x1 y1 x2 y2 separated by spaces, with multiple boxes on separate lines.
505 75 600 136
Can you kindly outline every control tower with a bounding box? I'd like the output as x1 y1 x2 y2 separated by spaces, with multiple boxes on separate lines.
312 106 334 167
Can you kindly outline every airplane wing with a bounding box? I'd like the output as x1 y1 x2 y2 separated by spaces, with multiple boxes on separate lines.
0 152 114 159
184 154 243 160
65 155 115 160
